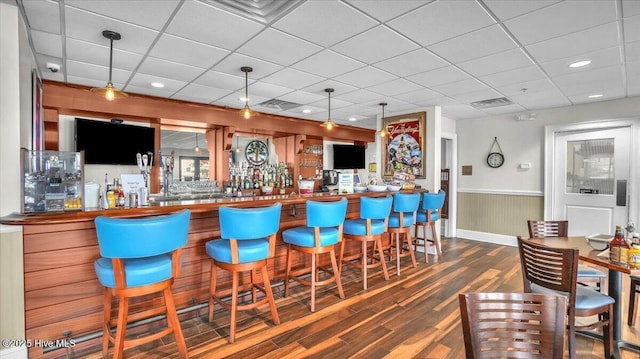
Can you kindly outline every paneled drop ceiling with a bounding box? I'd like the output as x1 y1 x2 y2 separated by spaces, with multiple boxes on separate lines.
17 0 640 132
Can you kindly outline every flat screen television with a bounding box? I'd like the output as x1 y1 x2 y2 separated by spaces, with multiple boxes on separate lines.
74 118 155 165
332 144 365 169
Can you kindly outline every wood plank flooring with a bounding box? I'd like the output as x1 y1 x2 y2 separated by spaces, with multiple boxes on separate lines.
72 237 639 358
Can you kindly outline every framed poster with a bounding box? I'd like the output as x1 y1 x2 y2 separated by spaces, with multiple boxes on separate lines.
382 111 425 178
32 69 44 150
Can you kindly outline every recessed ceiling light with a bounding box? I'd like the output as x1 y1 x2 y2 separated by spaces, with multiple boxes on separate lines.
239 97 249 102
569 60 591 68
151 82 164 88
348 117 357 122
588 94 603 98
302 109 311 114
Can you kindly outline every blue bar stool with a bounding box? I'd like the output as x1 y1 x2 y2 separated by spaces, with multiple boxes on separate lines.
339 195 393 289
283 198 347 312
388 192 420 275
414 190 446 262
94 209 191 359
205 203 281 343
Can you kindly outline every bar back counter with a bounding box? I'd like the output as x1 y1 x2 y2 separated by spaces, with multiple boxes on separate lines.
1 191 389 358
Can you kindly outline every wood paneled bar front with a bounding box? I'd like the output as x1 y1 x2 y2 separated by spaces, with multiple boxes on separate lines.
0 192 389 358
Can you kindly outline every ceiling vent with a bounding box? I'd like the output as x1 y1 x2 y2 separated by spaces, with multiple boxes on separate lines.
470 97 513 109
202 0 303 24
257 99 303 111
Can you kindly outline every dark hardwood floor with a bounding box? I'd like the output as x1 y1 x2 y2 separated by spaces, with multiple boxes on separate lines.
74 237 638 359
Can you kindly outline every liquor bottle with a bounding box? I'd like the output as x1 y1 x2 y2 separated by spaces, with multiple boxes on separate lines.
610 226 629 265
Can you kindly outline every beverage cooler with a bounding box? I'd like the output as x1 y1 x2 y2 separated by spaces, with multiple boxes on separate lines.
21 148 84 213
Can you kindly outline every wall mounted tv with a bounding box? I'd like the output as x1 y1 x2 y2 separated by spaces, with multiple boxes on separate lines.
74 118 155 165
332 144 365 170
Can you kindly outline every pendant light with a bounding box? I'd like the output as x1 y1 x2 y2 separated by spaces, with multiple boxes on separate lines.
320 88 338 130
234 135 241 153
377 102 389 137
90 30 127 101
240 66 253 119
194 133 201 154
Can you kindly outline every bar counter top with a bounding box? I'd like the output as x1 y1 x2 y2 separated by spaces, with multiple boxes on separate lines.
0 191 391 225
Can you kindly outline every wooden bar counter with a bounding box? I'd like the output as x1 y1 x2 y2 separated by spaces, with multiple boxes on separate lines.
1 191 389 358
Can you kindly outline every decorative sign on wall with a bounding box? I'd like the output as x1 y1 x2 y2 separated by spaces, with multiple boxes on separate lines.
382 112 426 178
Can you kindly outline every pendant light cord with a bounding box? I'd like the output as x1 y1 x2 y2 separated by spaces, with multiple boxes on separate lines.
108 37 114 83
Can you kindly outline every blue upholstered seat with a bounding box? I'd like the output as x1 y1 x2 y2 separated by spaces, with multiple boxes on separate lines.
531 283 615 309
341 195 393 289
282 198 347 312
415 190 446 261
93 209 191 359
205 202 282 343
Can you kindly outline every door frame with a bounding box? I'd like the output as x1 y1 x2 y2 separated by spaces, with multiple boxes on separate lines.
544 118 640 226
442 132 457 238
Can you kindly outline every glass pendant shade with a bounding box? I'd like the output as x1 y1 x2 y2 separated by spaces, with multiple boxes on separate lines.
194 133 201 153
90 30 127 101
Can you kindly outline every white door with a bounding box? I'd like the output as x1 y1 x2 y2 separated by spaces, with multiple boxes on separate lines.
553 127 630 236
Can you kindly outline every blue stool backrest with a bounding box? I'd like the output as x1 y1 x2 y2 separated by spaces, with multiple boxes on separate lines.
422 190 446 211
393 192 421 213
307 197 347 227
361 196 393 220
95 209 191 259
220 203 282 239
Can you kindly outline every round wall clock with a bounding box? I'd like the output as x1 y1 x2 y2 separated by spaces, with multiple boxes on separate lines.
486 137 504 168
487 152 504 168
245 140 268 166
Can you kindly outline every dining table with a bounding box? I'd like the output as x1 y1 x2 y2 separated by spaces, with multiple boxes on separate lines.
527 236 640 358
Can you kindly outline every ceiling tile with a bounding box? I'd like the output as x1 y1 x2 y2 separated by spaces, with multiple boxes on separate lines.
367 78 424 96
624 14 640 43
277 91 325 105
149 34 230 69
237 28 322 67
406 66 470 87
331 25 419 64
428 25 517 64
65 38 143 71
128 72 187 93
67 75 111 89
334 89 386 104
526 22 621 63
248 81 293 99
64 7 158 55
392 88 443 104
457 48 533 77
172 83 231 104
480 103 527 116
345 0 428 23
373 49 449 77
166 0 264 50
66 60 131 84
66 0 181 30
259 68 324 90
292 50 365 78
552 65 625 96
212 53 284 80
388 1 495 46
273 0 377 47
539 46 623 77
624 0 640 17
441 104 487 119
137 57 204 83
627 40 640 62
193 70 244 91
568 89 626 105
22 0 61 34
333 66 397 89
493 78 558 97
479 66 546 88
483 0 561 21
430 78 489 97
30 30 63 58
217 92 270 108
450 88 504 104
508 88 571 110
626 61 640 96
504 1 617 45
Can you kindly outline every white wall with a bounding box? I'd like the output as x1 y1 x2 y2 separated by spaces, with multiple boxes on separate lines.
457 97 640 195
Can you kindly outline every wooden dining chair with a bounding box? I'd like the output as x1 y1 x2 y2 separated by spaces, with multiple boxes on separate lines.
629 275 640 326
527 220 606 292
458 292 567 359
517 236 614 359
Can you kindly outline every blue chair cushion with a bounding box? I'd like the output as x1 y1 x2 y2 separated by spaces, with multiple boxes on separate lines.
94 254 173 288
530 283 615 309
388 212 414 228
416 210 439 223
282 227 340 248
577 264 607 278
205 238 269 264
344 218 386 236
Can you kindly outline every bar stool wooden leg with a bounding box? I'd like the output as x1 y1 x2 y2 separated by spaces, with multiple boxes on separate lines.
376 238 390 282
406 231 417 268
102 289 112 357
113 296 129 359
251 269 258 303
311 254 317 312
208 265 217 322
330 247 345 300
164 286 188 358
229 271 239 343
261 265 280 325
284 244 292 297
430 222 442 256
362 240 368 289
